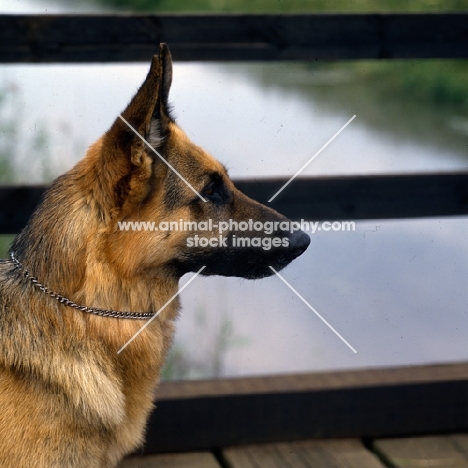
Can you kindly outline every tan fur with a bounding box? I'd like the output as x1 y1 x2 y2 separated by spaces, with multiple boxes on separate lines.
0 44 309 467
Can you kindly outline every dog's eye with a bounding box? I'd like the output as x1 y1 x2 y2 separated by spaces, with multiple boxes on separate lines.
204 185 215 197
202 181 226 204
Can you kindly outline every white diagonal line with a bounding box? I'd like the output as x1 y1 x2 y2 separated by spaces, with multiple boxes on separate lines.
118 115 207 203
117 266 206 354
269 266 357 354
268 114 356 202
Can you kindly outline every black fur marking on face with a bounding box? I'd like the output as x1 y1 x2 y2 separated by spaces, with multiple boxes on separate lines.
184 172 232 208
170 237 308 280
201 172 231 206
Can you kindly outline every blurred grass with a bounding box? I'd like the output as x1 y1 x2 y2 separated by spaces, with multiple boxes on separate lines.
311 59 468 119
0 235 15 258
351 60 468 108
93 0 468 12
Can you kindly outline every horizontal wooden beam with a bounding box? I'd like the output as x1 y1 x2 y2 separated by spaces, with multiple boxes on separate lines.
0 13 467 63
145 362 468 453
1 172 467 234
236 172 468 221
0 185 45 234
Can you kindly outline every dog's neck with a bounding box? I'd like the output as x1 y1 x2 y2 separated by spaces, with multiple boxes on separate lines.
10 251 163 320
77 262 179 319
10 249 180 322
10 173 180 322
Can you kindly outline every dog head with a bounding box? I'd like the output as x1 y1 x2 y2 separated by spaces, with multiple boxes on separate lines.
88 43 309 281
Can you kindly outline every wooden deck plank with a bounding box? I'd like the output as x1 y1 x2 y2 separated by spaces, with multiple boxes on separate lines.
155 363 468 400
374 436 468 468
118 452 220 468
222 439 386 468
451 435 468 457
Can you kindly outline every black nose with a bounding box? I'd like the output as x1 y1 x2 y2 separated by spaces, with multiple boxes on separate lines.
289 230 310 255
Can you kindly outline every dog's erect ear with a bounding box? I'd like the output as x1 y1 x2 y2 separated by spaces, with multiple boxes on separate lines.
105 43 173 163
148 42 173 148
158 43 173 114
95 44 173 218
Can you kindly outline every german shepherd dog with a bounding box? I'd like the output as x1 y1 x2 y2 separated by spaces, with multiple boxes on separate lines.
0 44 309 467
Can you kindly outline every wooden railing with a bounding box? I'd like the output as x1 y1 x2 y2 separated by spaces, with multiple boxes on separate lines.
1 13 468 449
1 13 467 233
1 13 468 231
1 172 468 233
148 362 468 453
1 13 468 62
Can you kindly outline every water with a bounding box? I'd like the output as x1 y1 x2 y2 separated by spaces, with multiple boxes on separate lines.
2 0 468 379
177 216 468 378
3 62 466 181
